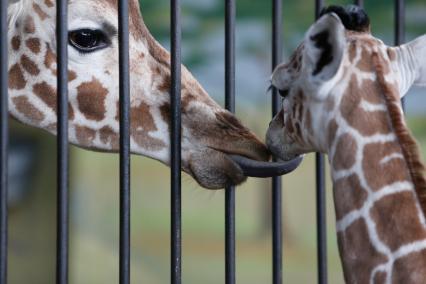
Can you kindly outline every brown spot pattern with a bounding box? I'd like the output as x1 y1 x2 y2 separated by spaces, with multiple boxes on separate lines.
26 38 41 54
357 48 373 72
77 78 108 121
333 174 368 220
356 47 391 75
99 126 119 149
44 44 55 68
371 191 426 251
340 76 391 136
333 134 357 170
392 249 426 283
75 125 96 146
68 104 75 120
11 36 21 50
157 72 171 93
44 0 54 7
33 81 56 111
8 64 26 90
373 272 387 284
68 70 77 82
337 219 387 284
33 81 75 120
33 3 48 20
372 50 426 215
20 54 40 75
13 96 44 122
363 141 409 191
23 17 35 34
131 102 166 150
327 119 338 146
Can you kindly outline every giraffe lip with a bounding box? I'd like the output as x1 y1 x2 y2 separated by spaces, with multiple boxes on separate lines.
229 155 303 178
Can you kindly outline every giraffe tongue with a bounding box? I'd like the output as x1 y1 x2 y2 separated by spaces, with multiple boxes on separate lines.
229 155 303 178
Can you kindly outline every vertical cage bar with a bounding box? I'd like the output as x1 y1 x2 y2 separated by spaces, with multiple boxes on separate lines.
354 0 364 7
271 0 282 283
118 0 131 282
315 154 327 284
56 0 69 282
0 0 8 281
170 0 182 283
394 0 405 109
315 1 328 284
224 0 236 283
394 0 405 46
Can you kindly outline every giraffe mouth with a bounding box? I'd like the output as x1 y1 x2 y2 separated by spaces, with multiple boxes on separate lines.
228 155 303 177
187 149 303 189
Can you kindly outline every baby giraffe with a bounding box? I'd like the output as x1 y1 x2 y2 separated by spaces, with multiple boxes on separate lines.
266 5 426 284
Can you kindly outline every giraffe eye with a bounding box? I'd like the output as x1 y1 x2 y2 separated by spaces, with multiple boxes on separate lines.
69 29 110 53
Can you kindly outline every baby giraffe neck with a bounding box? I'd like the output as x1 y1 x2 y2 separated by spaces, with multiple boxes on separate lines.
328 128 426 283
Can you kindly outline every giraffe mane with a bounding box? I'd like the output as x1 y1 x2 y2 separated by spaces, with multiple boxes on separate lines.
320 5 370 33
372 51 426 216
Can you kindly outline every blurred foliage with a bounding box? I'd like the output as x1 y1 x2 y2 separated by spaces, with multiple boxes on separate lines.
141 0 426 54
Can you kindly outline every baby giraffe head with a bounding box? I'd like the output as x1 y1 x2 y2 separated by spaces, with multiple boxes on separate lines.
266 5 426 160
7 0 269 189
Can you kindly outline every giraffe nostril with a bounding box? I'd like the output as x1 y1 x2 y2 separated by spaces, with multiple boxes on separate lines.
278 89 289 98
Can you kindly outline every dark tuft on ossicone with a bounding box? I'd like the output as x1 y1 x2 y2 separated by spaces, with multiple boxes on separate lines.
320 5 370 32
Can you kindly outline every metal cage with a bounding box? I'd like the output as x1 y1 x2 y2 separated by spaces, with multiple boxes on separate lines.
0 0 407 283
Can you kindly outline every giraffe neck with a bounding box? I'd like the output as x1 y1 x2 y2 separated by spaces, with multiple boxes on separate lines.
329 135 426 283
326 63 426 282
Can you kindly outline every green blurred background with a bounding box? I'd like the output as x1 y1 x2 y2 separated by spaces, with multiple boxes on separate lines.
7 0 426 283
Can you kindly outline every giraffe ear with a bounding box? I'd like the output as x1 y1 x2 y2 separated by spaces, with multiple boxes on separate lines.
303 13 346 85
391 35 426 98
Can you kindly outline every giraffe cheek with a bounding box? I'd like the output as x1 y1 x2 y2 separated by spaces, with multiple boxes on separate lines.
76 78 108 121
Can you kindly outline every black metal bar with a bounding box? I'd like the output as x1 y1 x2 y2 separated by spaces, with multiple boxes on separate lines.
118 0 131 282
315 0 323 20
315 1 328 284
315 154 327 284
170 0 182 283
56 0 69 282
395 0 405 109
271 0 283 283
394 0 405 46
225 0 236 283
354 0 364 7
0 0 9 281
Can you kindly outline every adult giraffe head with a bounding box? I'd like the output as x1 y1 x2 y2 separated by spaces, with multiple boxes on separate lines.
267 5 426 282
7 0 270 189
